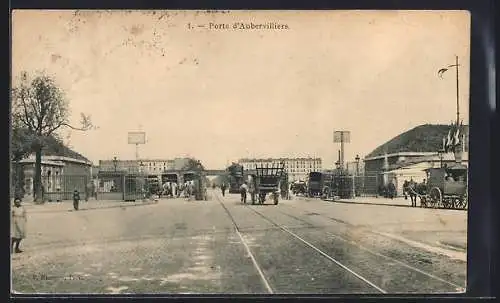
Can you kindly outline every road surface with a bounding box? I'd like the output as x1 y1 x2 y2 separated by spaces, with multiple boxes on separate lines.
11 190 467 294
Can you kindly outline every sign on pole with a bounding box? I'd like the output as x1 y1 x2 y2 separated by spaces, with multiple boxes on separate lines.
128 131 146 162
128 132 146 144
334 131 350 143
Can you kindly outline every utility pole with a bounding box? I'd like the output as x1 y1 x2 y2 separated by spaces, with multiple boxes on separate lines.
455 55 460 126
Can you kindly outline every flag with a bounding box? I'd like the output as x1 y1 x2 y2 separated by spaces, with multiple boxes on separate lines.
442 137 446 152
452 122 460 146
445 129 452 151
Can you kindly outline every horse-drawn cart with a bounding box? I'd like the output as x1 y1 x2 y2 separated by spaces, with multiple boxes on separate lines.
420 165 468 209
249 162 286 205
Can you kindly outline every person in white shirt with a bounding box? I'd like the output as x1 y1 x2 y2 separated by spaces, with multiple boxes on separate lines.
239 182 248 204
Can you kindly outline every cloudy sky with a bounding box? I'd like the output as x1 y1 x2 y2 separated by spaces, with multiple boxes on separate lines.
11 10 470 169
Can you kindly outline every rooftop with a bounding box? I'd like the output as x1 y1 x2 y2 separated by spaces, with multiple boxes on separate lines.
366 124 469 158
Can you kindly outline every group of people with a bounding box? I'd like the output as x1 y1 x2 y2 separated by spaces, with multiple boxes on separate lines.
156 181 196 199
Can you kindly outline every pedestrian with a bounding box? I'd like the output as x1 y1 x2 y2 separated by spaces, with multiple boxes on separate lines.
85 181 93 202
239 182 248 204
388 180 396 199
11 198 27 253
172 182 177 198
221 183 226 197
73 189 80 211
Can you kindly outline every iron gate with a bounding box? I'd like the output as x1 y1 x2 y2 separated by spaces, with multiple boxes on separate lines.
354 175 380 197
42 175 89 202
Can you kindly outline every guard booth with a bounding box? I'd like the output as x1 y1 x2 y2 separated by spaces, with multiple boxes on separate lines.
124 174 145 201
335 174 355 199
97 171 126 200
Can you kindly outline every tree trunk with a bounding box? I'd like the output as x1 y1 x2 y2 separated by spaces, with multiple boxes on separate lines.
34 146 43 203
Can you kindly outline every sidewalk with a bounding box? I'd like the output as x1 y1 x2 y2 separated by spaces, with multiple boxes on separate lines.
20 199 158 214
328 196 467 211
315 196 468 260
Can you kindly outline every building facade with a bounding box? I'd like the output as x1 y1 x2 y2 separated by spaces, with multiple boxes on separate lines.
238 157 322 182
364 151 468 195
18 155 92 197
98 158 190 176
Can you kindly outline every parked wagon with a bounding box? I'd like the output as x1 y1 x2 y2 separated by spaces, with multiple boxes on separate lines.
248 162 285 205
420 164 468 209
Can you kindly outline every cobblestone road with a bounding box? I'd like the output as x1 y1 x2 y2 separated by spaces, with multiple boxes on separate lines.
11 190 467 294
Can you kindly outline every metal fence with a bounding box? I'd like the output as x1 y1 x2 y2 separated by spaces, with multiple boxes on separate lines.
353 175 380 197
42 175 90 202
96 173 146 201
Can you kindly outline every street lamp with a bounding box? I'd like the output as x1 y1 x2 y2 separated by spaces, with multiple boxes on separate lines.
355 154 360 176
438 149 445 168
113 156 118 172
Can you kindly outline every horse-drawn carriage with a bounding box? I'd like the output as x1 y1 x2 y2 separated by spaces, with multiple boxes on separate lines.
248 162 286 205
421 165 468 209
409 164 467 209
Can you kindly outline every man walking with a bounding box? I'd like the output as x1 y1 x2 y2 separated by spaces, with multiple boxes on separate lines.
73 189 80 211
221 183 226 197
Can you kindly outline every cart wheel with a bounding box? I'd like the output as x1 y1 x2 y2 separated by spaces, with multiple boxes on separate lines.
429 187 442 208
442 197 452 209
456 195 467 209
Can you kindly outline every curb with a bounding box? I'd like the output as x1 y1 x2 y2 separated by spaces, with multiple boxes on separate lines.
438 241 467 252
372 230 467 262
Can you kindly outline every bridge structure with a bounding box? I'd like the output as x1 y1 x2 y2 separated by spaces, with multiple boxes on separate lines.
204 169 228 176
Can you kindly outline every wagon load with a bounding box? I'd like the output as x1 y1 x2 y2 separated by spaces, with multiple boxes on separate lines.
248 161 286 205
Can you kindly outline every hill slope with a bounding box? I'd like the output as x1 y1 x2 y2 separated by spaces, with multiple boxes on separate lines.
366 124 469 158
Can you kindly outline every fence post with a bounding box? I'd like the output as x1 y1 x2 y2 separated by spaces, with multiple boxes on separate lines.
122 174 125 201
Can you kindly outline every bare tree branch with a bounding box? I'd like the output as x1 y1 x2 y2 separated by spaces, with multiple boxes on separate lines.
11 70 97 203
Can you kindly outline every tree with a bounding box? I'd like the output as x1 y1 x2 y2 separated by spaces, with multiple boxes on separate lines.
181 158 205 172
11 71 95 203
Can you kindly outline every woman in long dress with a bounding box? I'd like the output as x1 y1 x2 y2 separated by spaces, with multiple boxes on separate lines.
11 198 27 253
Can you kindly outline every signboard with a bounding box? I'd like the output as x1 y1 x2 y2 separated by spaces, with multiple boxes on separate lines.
128 132 146 144
333 131 350 143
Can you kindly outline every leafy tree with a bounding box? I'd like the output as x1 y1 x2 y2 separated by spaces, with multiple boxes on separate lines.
181 158 205 172
11 71 95 203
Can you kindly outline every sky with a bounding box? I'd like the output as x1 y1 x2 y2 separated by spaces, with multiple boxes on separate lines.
11 10 470 169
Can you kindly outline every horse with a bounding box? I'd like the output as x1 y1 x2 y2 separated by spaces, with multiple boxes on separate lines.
407 180 418 207
416 182 428 207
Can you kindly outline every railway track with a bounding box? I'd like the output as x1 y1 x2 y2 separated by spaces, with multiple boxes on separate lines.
215 193 385 294
215 192 465 294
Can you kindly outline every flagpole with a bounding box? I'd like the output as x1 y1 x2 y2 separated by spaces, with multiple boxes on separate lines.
455 55 460 126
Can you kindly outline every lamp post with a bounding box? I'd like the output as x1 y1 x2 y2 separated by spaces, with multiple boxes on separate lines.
438 149 445 168
112 156 118 172
355 155 360 176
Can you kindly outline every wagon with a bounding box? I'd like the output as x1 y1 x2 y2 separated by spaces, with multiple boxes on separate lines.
249 162 285 205
422 164 468 209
